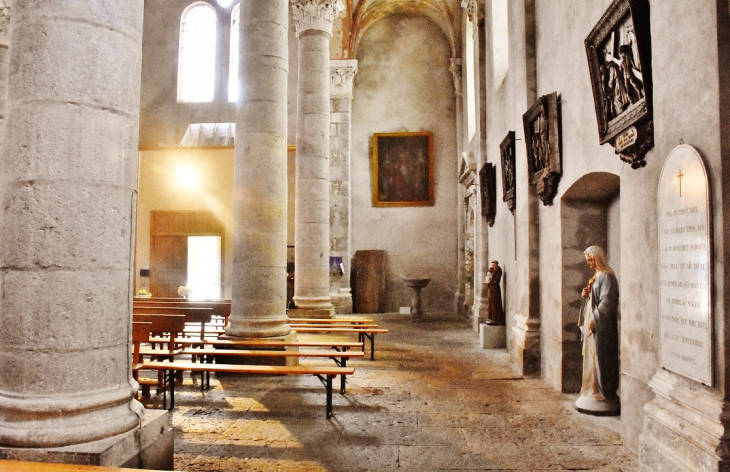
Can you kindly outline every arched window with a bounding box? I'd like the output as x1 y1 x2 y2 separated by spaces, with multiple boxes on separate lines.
178 2 217 103
228 3 240 102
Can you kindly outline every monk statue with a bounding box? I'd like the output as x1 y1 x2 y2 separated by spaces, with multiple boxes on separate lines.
575 246 620 415
485 260 504 325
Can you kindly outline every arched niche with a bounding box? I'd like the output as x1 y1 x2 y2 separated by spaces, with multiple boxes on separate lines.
559 172 620 393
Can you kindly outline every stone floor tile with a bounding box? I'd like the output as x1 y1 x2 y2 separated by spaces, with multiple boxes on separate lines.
550 444 638 469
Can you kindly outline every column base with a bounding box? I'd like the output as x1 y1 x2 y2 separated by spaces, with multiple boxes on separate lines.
217 332 299 366
639 369 730 472
287 307 334 319
330 289 353 314
473 294 488 332
0 409 172 470
510 314 541 378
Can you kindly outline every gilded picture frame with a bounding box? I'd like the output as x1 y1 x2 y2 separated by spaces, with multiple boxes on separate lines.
372 132 434 207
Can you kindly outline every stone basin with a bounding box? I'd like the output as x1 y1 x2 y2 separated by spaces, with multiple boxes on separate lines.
401 276 430 320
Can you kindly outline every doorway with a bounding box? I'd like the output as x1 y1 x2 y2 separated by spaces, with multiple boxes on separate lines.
149 210 224 298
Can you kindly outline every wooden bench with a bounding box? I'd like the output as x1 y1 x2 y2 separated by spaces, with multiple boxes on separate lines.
143 360 354 418
150 336 364 352
132 314 187 409
291 326 388 360
287 317 374 325
0 459 169 472
183 347 364 393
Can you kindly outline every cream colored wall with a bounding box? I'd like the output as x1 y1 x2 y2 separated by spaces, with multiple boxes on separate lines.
135 147 235 297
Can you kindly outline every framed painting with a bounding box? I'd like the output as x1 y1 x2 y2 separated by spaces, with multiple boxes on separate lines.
479 163 497 227
585 0 653 168
500 131 516 214
522 92 562 206
372 132 434 207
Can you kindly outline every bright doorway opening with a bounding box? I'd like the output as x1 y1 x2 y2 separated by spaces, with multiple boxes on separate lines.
187 236 222 300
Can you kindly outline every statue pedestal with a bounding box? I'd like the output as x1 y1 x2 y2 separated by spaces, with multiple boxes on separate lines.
574 394 620 416
479 323 506 349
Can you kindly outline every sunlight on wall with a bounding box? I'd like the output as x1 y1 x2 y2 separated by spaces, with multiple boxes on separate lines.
492 0 509 88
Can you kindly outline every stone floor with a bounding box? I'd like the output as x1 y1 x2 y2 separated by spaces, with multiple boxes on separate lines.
146 313 637 471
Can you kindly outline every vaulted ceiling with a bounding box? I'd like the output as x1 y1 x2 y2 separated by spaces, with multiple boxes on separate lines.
348 0 462 58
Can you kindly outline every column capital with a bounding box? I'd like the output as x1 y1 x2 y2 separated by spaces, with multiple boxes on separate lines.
330 59 358 98
291 0 344 37
461 0 477 22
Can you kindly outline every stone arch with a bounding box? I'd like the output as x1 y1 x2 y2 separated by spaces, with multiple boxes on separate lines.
559 172 620 393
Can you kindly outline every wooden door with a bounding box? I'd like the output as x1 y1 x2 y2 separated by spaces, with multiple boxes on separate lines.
149 211 224 298
150 236 187 298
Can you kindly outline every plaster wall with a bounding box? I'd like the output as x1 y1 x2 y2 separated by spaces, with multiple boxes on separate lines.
482 0 728 453
482 0 537 364
351 15 458 314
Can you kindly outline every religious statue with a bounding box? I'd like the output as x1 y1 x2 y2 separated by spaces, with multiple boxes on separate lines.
575 246 620 415
485 260 504 325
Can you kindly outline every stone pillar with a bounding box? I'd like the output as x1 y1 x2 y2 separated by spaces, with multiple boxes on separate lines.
0 0 147 454
450 58 467 316
290 0 343 319
328 59 357 315
227 0 292 338
0 1 9 150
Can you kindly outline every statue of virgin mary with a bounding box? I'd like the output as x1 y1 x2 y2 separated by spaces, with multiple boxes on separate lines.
575 246 620 416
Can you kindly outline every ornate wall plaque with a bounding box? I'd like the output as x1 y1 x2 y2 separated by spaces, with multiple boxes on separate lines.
500 131 516 214
585 0 653 169
522 92 561 206
479 163 496 227
658 145 712 386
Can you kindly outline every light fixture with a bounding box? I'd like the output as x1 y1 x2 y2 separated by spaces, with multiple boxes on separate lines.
216 0 233 7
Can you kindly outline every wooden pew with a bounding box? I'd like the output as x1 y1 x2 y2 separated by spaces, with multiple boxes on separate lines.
143 360 354 418
132 321 152 387
289 326 388 360
132 314 186 408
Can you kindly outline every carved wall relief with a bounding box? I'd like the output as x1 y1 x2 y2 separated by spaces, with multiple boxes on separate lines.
522 92 562 206
585 0 653 169
480 163 497 226
500 131 516 214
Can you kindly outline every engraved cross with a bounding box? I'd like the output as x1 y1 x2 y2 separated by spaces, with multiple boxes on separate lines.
677 169 684 197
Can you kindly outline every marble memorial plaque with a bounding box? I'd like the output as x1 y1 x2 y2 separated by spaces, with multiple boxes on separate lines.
658 144 712 385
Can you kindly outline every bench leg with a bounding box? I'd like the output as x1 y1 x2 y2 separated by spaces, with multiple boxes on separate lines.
169 370 175 410
326 374 333 419
162 371 167 411
341 358 347 394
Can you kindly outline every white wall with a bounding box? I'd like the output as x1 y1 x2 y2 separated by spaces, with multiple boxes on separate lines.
351 14 458 314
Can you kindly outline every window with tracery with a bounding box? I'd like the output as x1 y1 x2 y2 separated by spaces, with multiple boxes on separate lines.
178 2 217 103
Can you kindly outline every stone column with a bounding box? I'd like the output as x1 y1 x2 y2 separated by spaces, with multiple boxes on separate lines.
227 0 291 338
0 0 144 449
450 58 467 316
290 0 343 319
328 59 357 315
